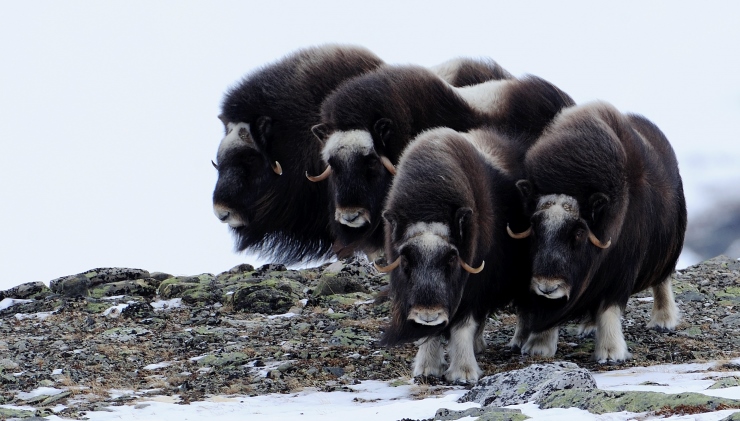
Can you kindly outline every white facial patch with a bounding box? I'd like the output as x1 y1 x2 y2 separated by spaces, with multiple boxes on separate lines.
454 79 507 115
402 222 451 255
321 130 374 164
216 122 255 162
535 194 581 235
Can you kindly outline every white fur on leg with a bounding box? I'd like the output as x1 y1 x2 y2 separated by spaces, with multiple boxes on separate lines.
508 314 530 351
413 336 446 378
474 326 487 355
594 304 631 363
521 327 559 357
647 279 680 331
445 318 482 383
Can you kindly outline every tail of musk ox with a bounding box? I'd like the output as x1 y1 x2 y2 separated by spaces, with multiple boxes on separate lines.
517 101 687 332
213 44 384 264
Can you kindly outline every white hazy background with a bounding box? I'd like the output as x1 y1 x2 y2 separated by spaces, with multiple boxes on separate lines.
1 1 738 291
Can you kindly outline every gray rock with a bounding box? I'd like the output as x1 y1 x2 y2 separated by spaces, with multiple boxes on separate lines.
1 282 50 300
50 268 151 295
460 362 596 407
676 290 707 302
434 407 528 421
313 272 367 297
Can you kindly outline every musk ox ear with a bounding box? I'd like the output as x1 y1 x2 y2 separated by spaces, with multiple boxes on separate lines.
311 123 329 142
373 118 394 149
382 210 399 238
251 116 273 153
218 114 229 127
589 192 610 222
515 180 533 200
455 207 474 241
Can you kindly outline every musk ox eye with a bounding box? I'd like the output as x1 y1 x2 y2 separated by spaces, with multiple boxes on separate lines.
574 228 586 242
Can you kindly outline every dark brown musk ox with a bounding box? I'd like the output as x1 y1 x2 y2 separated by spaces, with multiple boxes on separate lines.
507 102 687 363
213 48 515 264
212 45 384 264
375 126 532 383
308 65 574 259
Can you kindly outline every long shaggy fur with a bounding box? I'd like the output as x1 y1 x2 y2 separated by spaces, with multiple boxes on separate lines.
319 65 575 257
212 44 383 263
430 57 513 87
518 102 687 332
381 127 532 346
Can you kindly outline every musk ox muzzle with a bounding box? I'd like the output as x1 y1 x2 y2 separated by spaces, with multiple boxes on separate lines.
531 276 570 300
335 207 371 228
408 306 449 326
213 204 246 228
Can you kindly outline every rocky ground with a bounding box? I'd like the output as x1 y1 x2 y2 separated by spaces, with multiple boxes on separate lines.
1 255 740 420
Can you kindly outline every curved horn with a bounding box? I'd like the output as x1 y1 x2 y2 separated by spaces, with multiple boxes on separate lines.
459 257 485 274
272 161 283 176
588 231 612 249
380 155 396 175
507 224 532 239
374 256 401 273
211 160 219 170
306 165 332 182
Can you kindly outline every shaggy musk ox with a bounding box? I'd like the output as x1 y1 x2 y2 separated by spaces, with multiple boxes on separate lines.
376 127 532 383
508 102 687 363
309 65 573 258
212 45 383 263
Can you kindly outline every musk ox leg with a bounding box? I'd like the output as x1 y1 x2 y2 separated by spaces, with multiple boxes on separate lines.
508 312 531 352
413 336 447 378
474 318 487 354
647 278 680 332
445 318 482 384
577 314 597 338
594 304 632 363
521 327 558 357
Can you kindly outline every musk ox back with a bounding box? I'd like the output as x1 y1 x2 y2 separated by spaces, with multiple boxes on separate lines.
430 56 513 87
212 44 383 264
509 101 687 363
378 127 531 383
311 65 574 258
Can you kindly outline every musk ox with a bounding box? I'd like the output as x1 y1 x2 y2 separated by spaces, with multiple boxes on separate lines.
507 101 687 363
212 44 383 263
376 126 532 383
309 65 573 258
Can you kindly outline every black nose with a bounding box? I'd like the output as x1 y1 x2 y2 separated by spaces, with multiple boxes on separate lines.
538 285 558 295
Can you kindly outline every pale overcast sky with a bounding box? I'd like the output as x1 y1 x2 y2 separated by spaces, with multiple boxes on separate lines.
1 1 738 290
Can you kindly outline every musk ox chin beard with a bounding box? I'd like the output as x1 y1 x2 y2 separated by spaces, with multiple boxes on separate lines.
531 277 571 300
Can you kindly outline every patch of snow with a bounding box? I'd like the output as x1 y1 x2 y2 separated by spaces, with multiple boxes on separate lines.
15 311 55 321
143 362 172 371
101 295 125 300
16 386 67 401
266 312 297 319
0 298 32 311
52 369 63 375
102 303 130 318
150 298 183 311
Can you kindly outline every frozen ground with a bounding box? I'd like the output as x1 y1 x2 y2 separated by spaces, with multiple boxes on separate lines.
5 361 740 420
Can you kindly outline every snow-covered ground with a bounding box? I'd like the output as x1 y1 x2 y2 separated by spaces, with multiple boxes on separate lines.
4 361 740 420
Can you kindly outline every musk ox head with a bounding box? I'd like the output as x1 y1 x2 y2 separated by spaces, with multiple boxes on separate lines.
510 181 612 303
379 213 484 345
308 120 397 249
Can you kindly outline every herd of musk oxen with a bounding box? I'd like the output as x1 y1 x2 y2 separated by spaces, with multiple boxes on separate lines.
211 45 688 383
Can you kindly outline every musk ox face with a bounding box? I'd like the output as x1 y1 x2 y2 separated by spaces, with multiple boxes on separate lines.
309 122 397 245
512 191 612 302
212 119 282 236
387 222 467 327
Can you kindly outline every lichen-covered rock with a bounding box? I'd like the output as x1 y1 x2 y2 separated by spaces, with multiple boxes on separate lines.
433 407 529 421
229 277 305 314
0 407 37 419
539 389 740 414
0 281 51 300
313 272 368 297
460 362 596 407
709 376 740 389
197 352 250 368
50 268 151 293
89 278 160 299
158 274 222 305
